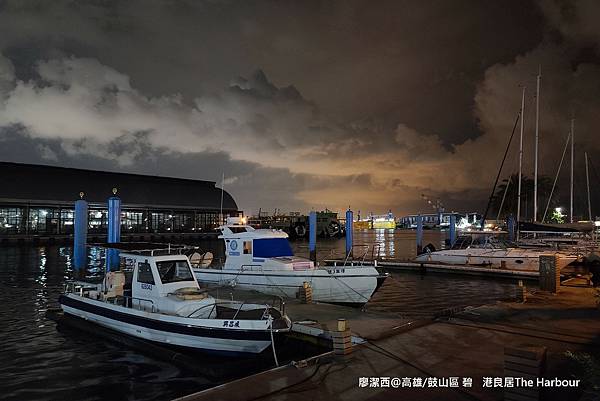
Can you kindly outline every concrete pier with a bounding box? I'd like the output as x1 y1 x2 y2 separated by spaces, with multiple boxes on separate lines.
178 286 600 401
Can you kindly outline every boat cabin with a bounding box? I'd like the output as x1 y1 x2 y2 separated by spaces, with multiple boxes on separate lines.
219 219 313 271
96 249 216 317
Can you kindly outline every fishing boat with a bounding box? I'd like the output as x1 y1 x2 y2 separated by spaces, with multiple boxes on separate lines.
415 234 579 271
59 246 291 355
193 219 387 306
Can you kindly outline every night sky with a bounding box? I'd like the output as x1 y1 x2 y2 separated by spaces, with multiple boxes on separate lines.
0 0 598 217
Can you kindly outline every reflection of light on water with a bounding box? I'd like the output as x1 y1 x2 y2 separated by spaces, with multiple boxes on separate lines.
34 248 48 327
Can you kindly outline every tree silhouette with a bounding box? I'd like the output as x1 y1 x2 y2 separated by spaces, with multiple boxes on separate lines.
491 173 554 221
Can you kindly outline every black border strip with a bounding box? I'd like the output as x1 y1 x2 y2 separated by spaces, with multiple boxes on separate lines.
59 295 271 341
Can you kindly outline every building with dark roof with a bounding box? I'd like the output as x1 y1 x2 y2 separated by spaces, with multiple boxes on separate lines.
0 162 239 242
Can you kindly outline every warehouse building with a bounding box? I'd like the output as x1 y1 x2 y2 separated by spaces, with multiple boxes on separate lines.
0 162 239 243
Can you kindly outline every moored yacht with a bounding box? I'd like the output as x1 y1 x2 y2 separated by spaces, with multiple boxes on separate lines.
415 234 579 271
193 219 387 306
59 246 291 355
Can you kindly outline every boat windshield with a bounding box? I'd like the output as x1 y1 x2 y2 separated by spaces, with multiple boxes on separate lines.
253 238 294 258
156 260 195 284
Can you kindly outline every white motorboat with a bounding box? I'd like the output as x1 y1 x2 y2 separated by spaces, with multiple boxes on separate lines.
415 234 579 271
59 246 291 355
193 220 387 307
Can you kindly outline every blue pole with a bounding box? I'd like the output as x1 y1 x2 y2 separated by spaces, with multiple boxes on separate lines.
309 211 317 262
107 191 121 271
73 196 88 270
416 214 423 255
345 209 353 257
507 215 515 242
449 214 456 248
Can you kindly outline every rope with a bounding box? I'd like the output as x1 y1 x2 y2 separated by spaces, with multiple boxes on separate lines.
542 131 571 222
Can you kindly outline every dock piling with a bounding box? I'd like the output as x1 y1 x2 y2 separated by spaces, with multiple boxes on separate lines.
416 215 423 255
332 319 352 356
73 193 88 271
309 211 317 263
507 215 516 242
449 214 456 247
539 255 560 293
299 282 313 304
345 209 353 258
107 188 121 271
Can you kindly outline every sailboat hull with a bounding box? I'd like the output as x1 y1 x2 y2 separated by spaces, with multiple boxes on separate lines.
415 249 577 271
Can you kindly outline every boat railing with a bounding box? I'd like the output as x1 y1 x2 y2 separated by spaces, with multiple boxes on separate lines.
185 299 282 320
333 243 381 266
122 246 194 256
64 281 99 296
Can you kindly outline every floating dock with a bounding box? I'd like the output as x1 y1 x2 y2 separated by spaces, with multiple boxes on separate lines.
324 259 540 281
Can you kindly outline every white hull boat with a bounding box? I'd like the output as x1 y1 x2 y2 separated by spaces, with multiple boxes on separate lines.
59 247 290 355
194 220 386 306
415 235 578 271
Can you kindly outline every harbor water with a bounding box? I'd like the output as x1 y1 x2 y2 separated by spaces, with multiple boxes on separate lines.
0 230 521 400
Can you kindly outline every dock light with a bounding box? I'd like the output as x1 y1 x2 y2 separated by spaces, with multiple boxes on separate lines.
337 319 348 332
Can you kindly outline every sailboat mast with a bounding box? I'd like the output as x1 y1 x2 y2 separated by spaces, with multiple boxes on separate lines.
585 152 592 221
534 66 541 222
570 118 575 223
516 87 525 240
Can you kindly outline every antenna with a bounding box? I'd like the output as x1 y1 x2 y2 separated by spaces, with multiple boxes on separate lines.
219 172 225 225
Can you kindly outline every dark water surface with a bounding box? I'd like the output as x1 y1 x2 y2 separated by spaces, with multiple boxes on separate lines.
0 230 520 400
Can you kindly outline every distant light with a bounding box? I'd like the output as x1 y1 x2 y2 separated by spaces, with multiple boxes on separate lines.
555 207 562 213
595 221 600 227
40 210 48 217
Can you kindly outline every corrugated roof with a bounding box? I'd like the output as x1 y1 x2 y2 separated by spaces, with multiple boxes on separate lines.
0 162 238 211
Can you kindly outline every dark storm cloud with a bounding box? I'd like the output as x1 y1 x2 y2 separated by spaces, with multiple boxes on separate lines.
0 0 599 216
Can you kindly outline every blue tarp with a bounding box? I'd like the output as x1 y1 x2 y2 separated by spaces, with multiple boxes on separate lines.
253 238 294 258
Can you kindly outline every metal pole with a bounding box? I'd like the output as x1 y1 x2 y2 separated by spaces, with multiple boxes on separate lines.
517 87 525 240
570 118 575 223
586 152 592 221
534 66 541 222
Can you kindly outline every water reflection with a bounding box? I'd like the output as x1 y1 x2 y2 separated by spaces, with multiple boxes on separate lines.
0 234 519 400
